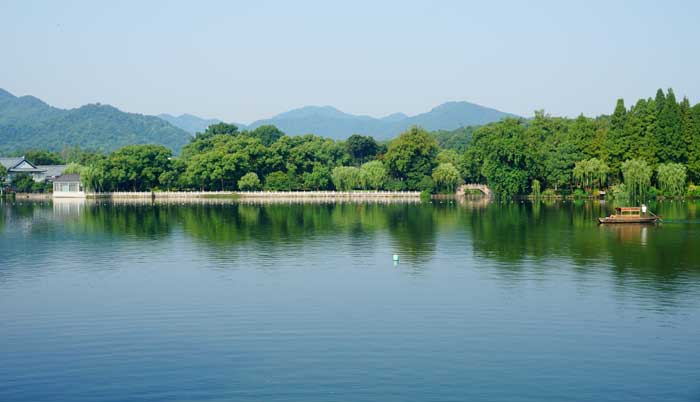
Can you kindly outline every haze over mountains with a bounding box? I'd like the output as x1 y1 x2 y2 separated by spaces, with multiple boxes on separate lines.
164 102 517 140
157 113 222 136
0 88 190 153
0 87 517 153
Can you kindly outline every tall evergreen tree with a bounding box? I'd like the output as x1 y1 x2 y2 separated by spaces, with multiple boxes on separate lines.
625 99 657 164
680 97 693 163
604 98 629 176
655 88 666 115
656 88 685 163
687 104 700 183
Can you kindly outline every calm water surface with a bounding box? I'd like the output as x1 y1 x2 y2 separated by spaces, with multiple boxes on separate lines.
1 199 700 401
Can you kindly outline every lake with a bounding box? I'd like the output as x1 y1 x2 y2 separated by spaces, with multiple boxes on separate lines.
1 199 699 402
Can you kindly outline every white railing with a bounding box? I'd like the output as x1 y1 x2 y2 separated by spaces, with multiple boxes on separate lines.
86 190 421 199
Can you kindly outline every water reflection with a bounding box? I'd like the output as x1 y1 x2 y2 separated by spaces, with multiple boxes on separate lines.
1 199 699 294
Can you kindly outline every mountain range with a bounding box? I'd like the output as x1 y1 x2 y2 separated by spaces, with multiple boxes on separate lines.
0 87 518 153
163 102 517 140
157 113 223 135
0 88 190 153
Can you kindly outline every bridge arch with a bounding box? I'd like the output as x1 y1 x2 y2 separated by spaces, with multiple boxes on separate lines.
456 183 492 198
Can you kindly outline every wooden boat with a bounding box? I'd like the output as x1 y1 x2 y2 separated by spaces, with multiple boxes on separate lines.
598 207 660 224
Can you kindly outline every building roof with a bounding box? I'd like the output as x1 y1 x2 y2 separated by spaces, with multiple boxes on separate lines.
37 165 67 177
0 157 25 170
54 173 81 183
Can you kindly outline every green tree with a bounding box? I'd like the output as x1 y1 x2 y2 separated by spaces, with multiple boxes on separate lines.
238 172 262 191
432 162 461 193
264 171 293 191
249 125 284 146
468 118 530 198
360 161 387 190
655 88 666 114
604 98 631 174
531 179 541 198
331 166 364 191
621 159 653 203
199 122 239 138
656 88 684 163
384 126 439 189
687 104 700 183
346 134 380 165
573 158 608 189
24 150 65 165
10 173 39 193
656 163 686 197
0 165 8 193
94 144 173 191
624 98 658 165
302 165 331 190
436 149 461 166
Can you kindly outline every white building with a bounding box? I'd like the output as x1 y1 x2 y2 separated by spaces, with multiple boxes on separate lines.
52 174 85 198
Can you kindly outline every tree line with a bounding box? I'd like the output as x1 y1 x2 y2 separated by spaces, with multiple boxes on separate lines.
61 124 460 194
460 88 700 201
4 88 700 200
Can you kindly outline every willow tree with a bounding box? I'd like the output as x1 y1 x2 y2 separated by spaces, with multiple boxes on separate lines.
432 162 462 193
360 161 387 190
656 163 686 197
621 159 652 203
573 158 608 189
331 166 364 191
531 179 541 198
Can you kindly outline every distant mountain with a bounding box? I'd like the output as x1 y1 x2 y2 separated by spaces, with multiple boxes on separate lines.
247 101 517 140
0 89 191 153
158 113 234 134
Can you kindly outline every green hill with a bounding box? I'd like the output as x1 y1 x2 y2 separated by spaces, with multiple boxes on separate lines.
0 89 191 153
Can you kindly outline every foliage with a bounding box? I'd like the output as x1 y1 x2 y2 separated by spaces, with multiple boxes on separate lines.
467 118 530 199
331 166 364 191
656 163 686 197
573 188 586 199
436 149 461 166
360 161 387 190
10 173 48 193
573 158 608 189
415 175 435 193
7 88 699 198
687 184 700 198
621 159 652 203
608 184 630 203
90 144 173 191
531 179 541 198
302 165 332 190
264 171 293 191
238 172 262 191
0 164 7 183
346 134 380 164
248 125 285 147
63 162 84 174
541 188 557 198
431 126 476 152
384 126 439 189
23 149 65 165
432 163 461 193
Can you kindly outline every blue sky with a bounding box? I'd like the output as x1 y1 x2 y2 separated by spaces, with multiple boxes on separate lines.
2 0 699 123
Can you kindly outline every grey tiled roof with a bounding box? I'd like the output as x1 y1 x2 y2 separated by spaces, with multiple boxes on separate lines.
0 157 24 169
37 165 67 177
54 174 81 183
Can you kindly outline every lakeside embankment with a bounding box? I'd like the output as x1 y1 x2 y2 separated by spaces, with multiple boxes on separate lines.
84 191 422 204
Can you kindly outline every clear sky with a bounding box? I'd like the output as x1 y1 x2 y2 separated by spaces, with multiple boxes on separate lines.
2 0 699 123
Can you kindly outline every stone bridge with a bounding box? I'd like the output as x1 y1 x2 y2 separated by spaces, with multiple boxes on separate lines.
456 183 492 198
